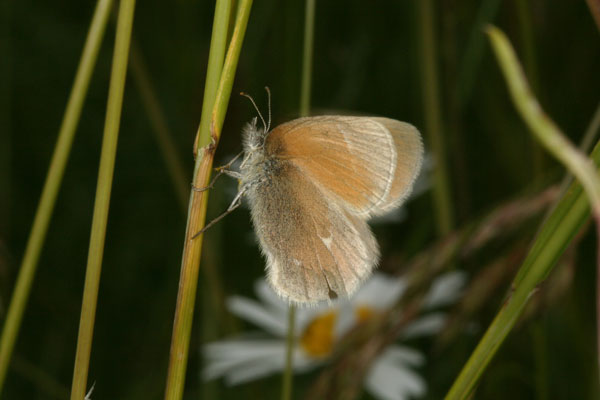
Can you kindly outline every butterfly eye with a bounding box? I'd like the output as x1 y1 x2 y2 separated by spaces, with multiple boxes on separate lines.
248 131 265 150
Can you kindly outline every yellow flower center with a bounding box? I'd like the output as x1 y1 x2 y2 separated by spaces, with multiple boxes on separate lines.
355 305 377 323
299 311 337 358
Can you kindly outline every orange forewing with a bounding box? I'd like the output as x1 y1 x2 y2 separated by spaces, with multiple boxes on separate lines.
266 116 422 217
266 116 394 216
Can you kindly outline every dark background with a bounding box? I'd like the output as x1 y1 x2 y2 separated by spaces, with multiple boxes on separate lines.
1 0 600 399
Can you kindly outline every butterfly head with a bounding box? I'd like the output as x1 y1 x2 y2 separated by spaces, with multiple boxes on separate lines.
242 117 268 153
240 88 272 157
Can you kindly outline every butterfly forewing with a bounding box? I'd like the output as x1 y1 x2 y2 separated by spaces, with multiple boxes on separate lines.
266 116 400 217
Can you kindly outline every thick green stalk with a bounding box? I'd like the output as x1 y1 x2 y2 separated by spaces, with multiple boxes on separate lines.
195 0 233 151
70 1 136 398
445 169 592 399
445 26 600 399
0 0 113 393
489 24 600 381
418 0 454 235
208 0 253 143
164 1 253 399
578 103 600 154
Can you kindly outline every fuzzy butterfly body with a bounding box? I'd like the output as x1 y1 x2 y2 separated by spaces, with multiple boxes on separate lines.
240 116 423 305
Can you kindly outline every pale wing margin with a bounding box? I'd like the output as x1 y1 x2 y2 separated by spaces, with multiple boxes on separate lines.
368 118 424 215
278 116 398 217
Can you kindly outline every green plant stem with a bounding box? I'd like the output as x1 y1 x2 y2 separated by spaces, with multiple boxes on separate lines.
209 1 253 143
70 1 136 398
129 42 189 213
0 0 113 393
580 103 600 156
444 27 600 399
418 0 454 235
487 26 600 216
282 306 296 400
488 25 600 383
195 0 233 151
164 1 253 399
446 142 599 399
299 0 315 117
544 102 600 223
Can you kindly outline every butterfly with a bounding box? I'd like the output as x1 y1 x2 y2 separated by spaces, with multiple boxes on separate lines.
199 93 423 305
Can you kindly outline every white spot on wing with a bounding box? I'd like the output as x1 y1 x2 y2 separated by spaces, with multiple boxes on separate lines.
320 234 333 250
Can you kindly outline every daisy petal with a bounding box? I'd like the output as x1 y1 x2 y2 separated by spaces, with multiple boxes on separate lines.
365 347 426 400
379 345 425 367
204 340 284 361
353 273 406 310
203 337 321 385
334 302 355 337
366 365 426 400
226 348 317 385
424 271 466 309
203 340 285 381
225 354 285 385
401 313 446 339
255 280 287 314
227 296 287 336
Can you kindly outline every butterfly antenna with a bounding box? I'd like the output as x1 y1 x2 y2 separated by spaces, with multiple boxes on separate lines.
264 86 272 132
240 92 268 133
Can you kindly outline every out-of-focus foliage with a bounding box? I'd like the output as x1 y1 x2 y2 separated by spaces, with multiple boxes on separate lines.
1 1 599 399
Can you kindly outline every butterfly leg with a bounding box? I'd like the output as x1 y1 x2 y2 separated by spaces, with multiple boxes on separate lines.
191 186 248 238
192 151 244 192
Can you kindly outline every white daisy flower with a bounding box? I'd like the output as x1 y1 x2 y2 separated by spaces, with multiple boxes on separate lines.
203 271 466 399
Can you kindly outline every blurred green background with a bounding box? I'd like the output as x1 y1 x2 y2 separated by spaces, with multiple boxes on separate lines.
1 0 600 399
